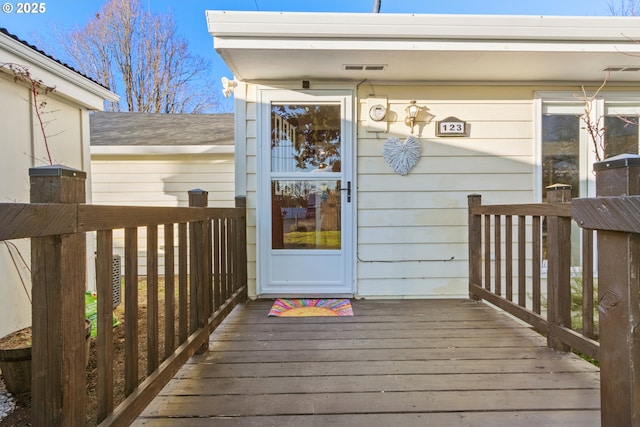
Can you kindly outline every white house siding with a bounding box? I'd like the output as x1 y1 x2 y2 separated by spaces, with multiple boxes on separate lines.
90 153 235 273
239 83 553 299
0 74 33 203
0 75 36 338
356 85 536 298
0 77 87 200
91 155 235 207
243 93 258 298
0 88 88 334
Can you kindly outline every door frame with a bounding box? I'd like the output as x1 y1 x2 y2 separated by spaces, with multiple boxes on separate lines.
256 88 356 297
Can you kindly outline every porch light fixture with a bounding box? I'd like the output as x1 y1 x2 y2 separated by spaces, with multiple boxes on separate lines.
221 76 237 98
405 100 420 134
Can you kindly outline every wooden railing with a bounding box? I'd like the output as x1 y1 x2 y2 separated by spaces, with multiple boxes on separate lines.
467 186 599 360
0 165 247 426
469 154 640 426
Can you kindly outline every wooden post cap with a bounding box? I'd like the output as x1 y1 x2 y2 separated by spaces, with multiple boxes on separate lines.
594 153 640 172
545 183 572 202
29 164 86 178
545 183 572 190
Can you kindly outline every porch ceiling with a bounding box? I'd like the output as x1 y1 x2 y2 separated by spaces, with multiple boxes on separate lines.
206 11 640 84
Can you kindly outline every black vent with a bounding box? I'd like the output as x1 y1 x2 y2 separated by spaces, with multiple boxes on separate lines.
343 64 386 71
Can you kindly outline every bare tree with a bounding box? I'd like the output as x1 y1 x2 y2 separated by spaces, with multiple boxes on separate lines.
575 77 608 162
609 0 640 15
57 0 217 113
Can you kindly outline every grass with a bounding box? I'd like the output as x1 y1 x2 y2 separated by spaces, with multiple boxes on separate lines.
283 230 341 249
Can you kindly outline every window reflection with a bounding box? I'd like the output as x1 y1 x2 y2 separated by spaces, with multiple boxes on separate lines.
271 104 341 173
541 114 580 200
541 114 581 265
605 115 639 158
271 180 341 250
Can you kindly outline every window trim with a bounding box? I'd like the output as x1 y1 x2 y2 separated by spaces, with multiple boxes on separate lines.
535 91 640 201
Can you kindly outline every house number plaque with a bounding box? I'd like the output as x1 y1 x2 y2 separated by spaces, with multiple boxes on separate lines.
436 117 468 137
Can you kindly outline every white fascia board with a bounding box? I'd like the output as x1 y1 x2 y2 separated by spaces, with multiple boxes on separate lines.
90 145 234 156
207 11 640 43
0 32 119 110
213 38 640 55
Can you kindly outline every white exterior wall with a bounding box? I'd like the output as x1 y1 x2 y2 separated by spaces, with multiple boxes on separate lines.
90 152 235 272
91 154 235 207
356 85 535 298
242 89 258 298
0 74 33 202
0 69 113 338
0 74 35 339
0 81 99 338
240 83 544 299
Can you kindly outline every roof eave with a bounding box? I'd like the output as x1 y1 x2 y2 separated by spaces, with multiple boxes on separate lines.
91 145 235 155
0 31 119 108
206 11 640 84
206 11 640 42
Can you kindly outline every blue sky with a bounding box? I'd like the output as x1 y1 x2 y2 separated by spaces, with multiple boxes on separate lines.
0 0 620 111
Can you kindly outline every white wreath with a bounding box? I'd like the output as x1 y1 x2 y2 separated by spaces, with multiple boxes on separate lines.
381 136 422 176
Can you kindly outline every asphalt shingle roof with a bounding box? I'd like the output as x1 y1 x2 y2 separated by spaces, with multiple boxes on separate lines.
90 112 234 146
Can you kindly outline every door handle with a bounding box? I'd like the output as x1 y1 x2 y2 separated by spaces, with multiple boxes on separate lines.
339 181 351 203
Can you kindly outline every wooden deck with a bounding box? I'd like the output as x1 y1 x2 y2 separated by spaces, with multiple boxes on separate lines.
133 299 601 426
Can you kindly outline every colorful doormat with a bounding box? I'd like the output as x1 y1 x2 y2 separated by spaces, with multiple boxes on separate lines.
268 298 354 317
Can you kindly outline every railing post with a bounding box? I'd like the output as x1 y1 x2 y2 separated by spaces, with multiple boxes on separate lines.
188 189 211 354
29 165 86 426
468 194 482 301
235 196 248 301
545 184 572 352
593 154 640 427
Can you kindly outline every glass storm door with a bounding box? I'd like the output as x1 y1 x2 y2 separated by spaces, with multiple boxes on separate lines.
258 91 353 295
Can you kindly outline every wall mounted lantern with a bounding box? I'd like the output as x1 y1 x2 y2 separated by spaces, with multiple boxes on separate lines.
221 76 237 98
405 100 420 134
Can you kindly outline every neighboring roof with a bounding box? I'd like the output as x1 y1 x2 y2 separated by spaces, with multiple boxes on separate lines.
206 12 640 84
90 112 235 146
0 28 107 90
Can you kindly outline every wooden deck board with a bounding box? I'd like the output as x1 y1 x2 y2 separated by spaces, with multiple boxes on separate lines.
198 346 573 363
134 299 601 426
170 358 599 378
133 411 601 427
136 389 600 416
158 372 599 395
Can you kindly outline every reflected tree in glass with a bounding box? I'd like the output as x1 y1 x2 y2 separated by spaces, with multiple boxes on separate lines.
271 104 341 172
605 115 639 158
541 114 580 200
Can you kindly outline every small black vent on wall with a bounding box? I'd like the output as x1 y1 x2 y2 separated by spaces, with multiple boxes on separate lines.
602 66 640 72
343 64 386 71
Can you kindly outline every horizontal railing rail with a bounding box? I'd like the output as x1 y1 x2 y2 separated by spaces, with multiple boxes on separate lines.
0 204 242 240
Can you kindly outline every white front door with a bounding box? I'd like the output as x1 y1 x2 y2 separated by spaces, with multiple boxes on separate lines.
257 90 354 296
